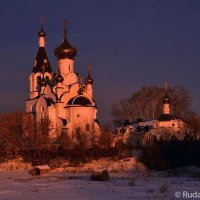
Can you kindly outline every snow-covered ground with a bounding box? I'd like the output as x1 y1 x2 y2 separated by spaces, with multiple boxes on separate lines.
1 170 200 200
0 157 200 200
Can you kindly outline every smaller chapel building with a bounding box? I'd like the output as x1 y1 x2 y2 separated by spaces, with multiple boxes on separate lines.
26 22 99 133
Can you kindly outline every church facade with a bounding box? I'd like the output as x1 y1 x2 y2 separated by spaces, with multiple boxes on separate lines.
26 22 99 133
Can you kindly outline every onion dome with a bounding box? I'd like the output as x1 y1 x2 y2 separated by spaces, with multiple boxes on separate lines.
85 73 93 85
85 65 94 84
67 96 92 106
162 94 170 104
56 70 64 83
54 23 77 60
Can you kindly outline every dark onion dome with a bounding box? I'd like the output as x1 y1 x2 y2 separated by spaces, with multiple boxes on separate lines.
56 70 64 83
162 94 170 104
40 76 47 87
85 73 93 85
54 28 77 60
67 96 92 106
38 25 46 37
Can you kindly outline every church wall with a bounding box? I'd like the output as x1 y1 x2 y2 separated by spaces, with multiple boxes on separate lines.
35 96 48 121
29 73 34 93
55 83 64 99
158 120 184 131
55 102 66 119
69 106 96 125
60 84 79 104
48 105 56 126
85 84 93 97
26 99 37 113
58 58 74 75
44 86 57 102
65 108 71 121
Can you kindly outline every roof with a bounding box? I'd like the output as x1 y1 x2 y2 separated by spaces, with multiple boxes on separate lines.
32 47 52 74
54 29 77 60
44 97 54 107
158 114 176 121
67 96 92 106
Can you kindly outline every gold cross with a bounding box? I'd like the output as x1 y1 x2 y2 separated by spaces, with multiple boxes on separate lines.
87 64 91 73
63 19 68 31
40 17 44 26
79 77 83 85
164 80 168 92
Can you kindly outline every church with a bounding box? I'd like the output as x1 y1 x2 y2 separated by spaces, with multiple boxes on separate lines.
114 81 187 146
25 21 99 133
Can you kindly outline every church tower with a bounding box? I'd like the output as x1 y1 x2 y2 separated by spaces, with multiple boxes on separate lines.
54 19 78 87
157 80 175 122
29 19 52 99
26 20 99 134
26 19 53 114
85 64 94 97
156 80 186 132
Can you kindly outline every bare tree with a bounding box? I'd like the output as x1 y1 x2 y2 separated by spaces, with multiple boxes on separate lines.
0 112 24 159
182 112 200 140
21 114 54 164
168 86 191 117
99 122 113 149
112 85 192 126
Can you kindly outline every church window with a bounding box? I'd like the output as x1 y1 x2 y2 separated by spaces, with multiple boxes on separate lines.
37 76 41 83
77 114 80 118
45 76 49 82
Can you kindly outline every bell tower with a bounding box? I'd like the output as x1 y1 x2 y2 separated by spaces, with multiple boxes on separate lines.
54 20 78 86
162 80 170 115
29 18 52 99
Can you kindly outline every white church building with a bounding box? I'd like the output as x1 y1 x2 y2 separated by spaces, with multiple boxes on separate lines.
114 82 187 146
26 22 99 133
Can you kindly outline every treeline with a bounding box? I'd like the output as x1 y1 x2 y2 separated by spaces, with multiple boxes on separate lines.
0 112 115 166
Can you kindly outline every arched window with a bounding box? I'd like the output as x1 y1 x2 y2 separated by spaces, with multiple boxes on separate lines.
37 76 41 83
45 76 49 82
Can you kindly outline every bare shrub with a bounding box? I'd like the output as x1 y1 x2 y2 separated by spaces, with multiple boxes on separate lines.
0 112 24 160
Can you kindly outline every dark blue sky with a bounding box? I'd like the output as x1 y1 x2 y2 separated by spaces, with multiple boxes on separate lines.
1 0 200 123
